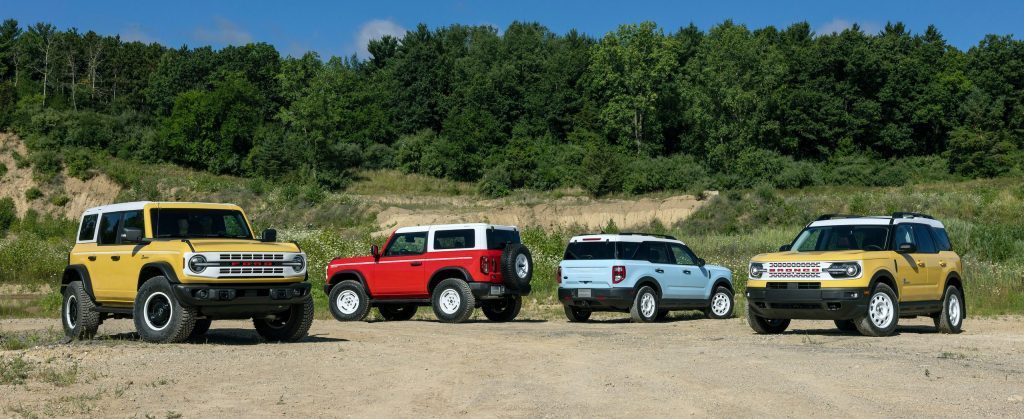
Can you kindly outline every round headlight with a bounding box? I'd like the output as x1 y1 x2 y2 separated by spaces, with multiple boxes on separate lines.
189 255 207 273
291 255 305 272
845 264 860 277
749 263 765 278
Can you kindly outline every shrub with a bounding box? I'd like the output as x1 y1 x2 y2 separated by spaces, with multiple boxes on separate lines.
623 154 710 195
12 151 29 169
478 166 512 198
0 197 15 234
0 162 6 178
49 195 70 207
24 187 42 201
29 150 62 182
64 149 95 180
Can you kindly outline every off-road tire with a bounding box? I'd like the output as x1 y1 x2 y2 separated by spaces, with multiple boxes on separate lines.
189 319 213 340
134 276 196 343
854 283 899 337
629 286 659 323
500 243 533 293
62 281 100 340
482 295 522 322
564 305 592 322
656 309 670 321
431 278 475 323
934 285 964 334
328 280 370 321
704 286 734 319
834 319 858 332
746 304 790 334
254 295 314 342
378 304 418 321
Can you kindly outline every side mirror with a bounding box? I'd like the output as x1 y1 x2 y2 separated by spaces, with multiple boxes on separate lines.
779 244 792 252
261 228 277 243
897 243 917 253
697 258 706 267
121 227 146 244
370 245 381 259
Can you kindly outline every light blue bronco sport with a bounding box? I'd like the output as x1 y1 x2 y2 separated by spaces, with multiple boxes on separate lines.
557 233 734 322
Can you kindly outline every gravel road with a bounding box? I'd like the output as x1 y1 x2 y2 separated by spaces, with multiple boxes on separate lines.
2 315 1023 418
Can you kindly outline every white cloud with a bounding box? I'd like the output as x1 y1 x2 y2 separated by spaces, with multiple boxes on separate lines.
121 23 155 43
816 18 881 36
353 19 406 58
193 17 252 46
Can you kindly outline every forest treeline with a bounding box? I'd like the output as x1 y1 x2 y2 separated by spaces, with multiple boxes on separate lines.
0 19 1021 196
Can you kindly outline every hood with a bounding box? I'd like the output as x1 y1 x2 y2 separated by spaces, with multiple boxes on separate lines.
751 250 881 263
703 264 732 278
186 239 301 253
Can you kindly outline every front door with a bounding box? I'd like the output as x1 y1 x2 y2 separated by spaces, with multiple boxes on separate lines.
892 224 941 302
668 243 707 300
373 231 427 297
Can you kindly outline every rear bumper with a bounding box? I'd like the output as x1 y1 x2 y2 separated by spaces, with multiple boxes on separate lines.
172 282 311 319
746 286 868 320
468 282 531 299
559 287 634 311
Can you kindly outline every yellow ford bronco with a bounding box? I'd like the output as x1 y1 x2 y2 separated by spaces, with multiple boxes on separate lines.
746 213 964 337
61 202 312 343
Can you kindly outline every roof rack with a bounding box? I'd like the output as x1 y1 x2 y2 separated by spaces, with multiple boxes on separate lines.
891 212 933 220
815 214 863 221
618 232 678 240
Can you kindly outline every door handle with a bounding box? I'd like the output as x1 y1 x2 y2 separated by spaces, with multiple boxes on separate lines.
683 270 692 275
655 269 664 273
111 255 121 261
88 256 96 261
916 260 925 267
410 261 422 266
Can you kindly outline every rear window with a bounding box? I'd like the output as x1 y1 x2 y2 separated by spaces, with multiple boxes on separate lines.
434 229 475 250
564 241 616 260
486 229 521 250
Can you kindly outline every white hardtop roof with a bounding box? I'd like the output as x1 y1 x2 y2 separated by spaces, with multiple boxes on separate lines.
810 216 944 228
394 223 518 233
569 233 683 245
81 201 240 216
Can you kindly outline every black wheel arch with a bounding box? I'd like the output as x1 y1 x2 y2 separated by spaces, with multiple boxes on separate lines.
428 266 472 295
712 278 733 294
868 270 898 298
61 265 96 302
327 270 369 296
137 262 180 289
944 272 966 318
634 277 662 298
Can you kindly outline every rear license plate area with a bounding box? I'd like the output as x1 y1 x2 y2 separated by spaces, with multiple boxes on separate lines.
577 289 592 298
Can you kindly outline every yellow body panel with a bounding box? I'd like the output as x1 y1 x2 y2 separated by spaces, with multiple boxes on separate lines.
68 202 303 305
749 249 962 302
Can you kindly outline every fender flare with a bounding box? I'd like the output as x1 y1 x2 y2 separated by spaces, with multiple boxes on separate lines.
634 276 662 297
711 278 734 294
327 269 369 295
139 261 181 285
943 272 966 318
868 269 898 297
61 265 96 302
428 266 474 294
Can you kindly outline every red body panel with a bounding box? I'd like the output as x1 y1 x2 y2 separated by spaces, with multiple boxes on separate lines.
327 233 506 300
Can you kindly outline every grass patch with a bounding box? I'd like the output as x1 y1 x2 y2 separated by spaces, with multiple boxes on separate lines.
346 169 476 196
0 328 64 350
0 355 32 385
938 351 968 360
39 362 79 387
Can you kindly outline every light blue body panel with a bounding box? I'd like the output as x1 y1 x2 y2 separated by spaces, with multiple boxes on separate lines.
560 259 733 301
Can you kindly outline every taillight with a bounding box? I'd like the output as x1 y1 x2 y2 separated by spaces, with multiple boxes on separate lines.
480 256 490 274
612 266 626 284
556 266 562 284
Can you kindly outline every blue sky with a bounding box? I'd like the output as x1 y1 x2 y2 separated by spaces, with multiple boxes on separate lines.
3 0 1021 58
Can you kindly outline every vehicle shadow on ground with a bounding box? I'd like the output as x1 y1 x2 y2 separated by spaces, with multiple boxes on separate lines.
584 311 709 324
782 325 941 336
370 319 550 324
99 329 347 345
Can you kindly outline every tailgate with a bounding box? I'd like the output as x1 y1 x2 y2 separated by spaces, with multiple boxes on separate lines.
560 261 612 288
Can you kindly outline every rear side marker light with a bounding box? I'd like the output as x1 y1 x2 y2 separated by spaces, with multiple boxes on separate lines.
612 266 626 284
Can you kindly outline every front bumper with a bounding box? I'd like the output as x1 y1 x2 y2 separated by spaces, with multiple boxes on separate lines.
468 282 531 299
746 286 868 320
172 282 311 319
558 287 634 311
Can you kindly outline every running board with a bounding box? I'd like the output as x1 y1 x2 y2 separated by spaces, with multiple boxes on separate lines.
93 306 133 315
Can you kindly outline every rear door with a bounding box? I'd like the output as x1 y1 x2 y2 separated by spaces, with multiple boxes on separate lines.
635 241 673 296
372 231 427 297
892 223 939 302
560 240 616 289
668 243 708 299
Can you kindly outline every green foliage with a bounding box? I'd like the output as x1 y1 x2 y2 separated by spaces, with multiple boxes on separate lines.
11 150 28 168
64 148 95 180
0 356 32 385
28 149 61 182
0 197 14 234
24 187 42 200
0 161 6 178
49 194 69 206
623 154 709 194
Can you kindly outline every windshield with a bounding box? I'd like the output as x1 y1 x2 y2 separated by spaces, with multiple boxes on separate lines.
790 225 889 252
151 208 253 239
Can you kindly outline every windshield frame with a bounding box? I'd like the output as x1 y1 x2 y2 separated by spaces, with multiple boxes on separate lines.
150 208 254 240
788 224 892 253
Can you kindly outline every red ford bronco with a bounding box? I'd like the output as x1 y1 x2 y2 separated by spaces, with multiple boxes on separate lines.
324 224 533 323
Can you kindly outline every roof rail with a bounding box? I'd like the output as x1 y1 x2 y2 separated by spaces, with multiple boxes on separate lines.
618 232 678 240
815 214 863 221
891 212 933 220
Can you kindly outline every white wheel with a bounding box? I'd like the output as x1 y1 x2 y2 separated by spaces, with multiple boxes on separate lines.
711 292 731 316
65 294 78 329
335 290 360 315
640 293 656 318
439 288 462 315
947 294 961 326
515 253 530 279
143 291 173 331
868 292 894 329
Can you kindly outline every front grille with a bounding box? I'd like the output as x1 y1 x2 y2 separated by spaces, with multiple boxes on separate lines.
220 253 284 261
766 282 822 289
768 271 819 278
767 282 789 289
769 262 820 268
797 282 821 289
770 303 820 310
219 267 284 275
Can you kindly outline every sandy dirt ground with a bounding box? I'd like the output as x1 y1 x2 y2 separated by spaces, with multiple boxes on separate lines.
1 314 1023 418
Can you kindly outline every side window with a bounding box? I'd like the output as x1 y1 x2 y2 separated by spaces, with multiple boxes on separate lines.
120 211 144 240
892 224 915 250
384 232 427 256
78 214 98 241
434 229 475 250
638 242 672 264
617 242 640 260
97 212 122 245
669 244 698 265
932 228 952 251
912 224 937 253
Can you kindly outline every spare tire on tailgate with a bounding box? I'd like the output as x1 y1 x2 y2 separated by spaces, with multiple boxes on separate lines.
500 243 533 295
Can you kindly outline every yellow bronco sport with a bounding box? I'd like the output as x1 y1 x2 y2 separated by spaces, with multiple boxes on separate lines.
61 202 312 343
746 213 965 337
